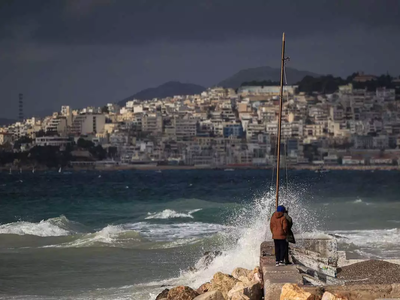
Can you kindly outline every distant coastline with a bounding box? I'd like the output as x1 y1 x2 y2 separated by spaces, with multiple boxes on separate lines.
2 164 399 172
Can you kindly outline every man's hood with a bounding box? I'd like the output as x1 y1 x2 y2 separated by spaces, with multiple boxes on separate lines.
273 212 284 219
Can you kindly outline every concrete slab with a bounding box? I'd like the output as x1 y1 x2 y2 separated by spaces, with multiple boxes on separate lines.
260 241 303 299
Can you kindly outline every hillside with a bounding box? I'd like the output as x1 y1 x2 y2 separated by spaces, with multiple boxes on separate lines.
217 66 320 88
118 81 206 106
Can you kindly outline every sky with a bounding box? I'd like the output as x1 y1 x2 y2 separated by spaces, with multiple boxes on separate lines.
0 0 400 118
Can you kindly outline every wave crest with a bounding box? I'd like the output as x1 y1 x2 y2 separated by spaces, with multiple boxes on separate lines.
145 209 202 220
0 215 80 237
49 225 143 248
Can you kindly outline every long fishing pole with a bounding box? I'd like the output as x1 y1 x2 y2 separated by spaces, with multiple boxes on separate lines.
275 32 286 209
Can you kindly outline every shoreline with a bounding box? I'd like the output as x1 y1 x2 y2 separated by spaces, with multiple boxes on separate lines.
1 164 400 172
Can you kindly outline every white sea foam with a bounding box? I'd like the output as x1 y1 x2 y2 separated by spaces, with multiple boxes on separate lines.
354 199 363 203
45 225 143 248
126 222 230 241
331 228 400 258
0 215 76 237
145 209 202 220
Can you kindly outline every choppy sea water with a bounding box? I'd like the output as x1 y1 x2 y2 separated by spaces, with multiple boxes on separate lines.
1 169 400 299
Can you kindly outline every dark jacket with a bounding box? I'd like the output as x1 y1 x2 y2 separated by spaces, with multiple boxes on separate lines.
270 212 288 240
284 212 296 244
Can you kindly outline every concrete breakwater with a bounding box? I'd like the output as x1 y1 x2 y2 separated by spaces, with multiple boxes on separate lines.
156 238 400 300
155 261 400 300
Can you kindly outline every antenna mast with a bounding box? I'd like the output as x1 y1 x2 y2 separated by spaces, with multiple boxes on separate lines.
275 33 286 209
18 93 24 122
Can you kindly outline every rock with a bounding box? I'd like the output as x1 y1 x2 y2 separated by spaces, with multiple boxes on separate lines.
197 282 212 294
210 272 239 299
247 267 262 283
229 294 250 300
321 292 348 300
156 288 169 300
202 251 223 267
238 276 252 285
231 268 251 280
167 286 199 300
227 281 262 300
194 290 225 300
280 284 319 300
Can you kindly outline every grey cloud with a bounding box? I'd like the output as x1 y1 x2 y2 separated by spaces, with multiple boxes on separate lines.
1 0 400 118
1 0 400 46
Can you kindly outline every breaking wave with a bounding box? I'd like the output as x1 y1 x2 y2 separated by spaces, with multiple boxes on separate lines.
0 215 83 237
126 222 230 242
332 228 400 258
46 225 144 248
145 209 202 220
158 187 320 289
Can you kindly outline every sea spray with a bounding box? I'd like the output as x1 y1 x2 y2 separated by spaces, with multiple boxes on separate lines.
172 186 321 288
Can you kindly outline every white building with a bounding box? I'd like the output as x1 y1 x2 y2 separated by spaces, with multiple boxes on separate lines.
173 116 197 139
70 114 105 136
142 113 163 133
0 132 13 145
45 116 67 135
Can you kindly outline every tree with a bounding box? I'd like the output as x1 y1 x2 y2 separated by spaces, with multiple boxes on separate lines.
108 146 118 158
13 136 33 149
297 75 347 94
101 106 109 113
77 138 95 149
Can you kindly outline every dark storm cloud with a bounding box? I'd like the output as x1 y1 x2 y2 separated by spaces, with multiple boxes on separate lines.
1 0 400 118
1 0 399 45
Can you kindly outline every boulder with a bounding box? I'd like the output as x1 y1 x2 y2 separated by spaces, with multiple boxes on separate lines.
238 276 252 285
197 282 212 294
210 272 239 299
229 294 250 300
247 267 262 283
156 288 169 300
280 284 319 300
194 290 225 300
231 268 251 280
167 286 199 300
227 281 262 300
321 292 348 300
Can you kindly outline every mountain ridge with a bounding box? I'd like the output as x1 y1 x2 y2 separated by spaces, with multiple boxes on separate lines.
118 81 206 106
217 66 321 88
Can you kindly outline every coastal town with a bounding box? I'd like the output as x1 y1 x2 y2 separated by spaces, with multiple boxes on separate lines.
1 72 400 170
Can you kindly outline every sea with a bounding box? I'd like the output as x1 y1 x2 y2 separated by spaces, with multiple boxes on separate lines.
1 169 400 299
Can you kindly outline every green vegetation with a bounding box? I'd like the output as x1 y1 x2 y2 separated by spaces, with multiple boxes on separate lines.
297 75 347 94
241 72 399 95
298 73 398 94
0 136 110 168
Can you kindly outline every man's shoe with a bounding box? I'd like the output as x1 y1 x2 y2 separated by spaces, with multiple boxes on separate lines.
275 262 279 267
279 261 285 266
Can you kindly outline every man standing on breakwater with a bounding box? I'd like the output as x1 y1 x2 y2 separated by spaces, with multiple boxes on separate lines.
270 205 288 266
284 207 295 264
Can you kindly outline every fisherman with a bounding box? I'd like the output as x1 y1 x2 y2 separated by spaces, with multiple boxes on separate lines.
284 207 295 264
270 205 288 266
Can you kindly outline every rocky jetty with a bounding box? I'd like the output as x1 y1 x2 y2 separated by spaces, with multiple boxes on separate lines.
155 267 263 300
155 260 400 300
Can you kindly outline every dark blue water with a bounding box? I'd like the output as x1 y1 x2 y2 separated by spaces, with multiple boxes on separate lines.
0 170 399 299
